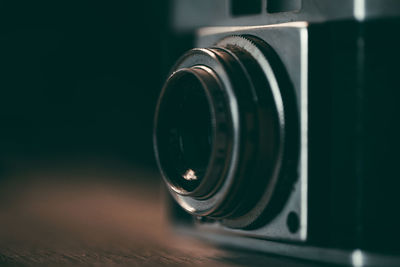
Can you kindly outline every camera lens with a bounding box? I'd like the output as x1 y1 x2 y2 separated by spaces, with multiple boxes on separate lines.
172 73 212 188
154 67 232 196
154 35 299 228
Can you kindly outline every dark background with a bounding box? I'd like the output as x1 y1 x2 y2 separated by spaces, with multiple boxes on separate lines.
0 2 223 265
0 1 172 172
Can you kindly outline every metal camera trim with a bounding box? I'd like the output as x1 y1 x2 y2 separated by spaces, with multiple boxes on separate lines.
194 23 309 241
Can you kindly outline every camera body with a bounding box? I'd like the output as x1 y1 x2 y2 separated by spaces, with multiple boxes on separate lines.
155 0 400 265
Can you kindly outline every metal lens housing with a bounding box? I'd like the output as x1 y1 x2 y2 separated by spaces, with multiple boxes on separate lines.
154 35 299 229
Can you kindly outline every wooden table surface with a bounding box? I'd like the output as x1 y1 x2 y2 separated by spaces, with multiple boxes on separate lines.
0 163 318 266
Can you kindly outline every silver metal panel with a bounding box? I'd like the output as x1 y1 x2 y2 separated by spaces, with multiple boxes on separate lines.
195 23 309 242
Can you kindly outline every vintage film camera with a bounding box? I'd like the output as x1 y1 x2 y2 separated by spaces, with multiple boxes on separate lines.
153 0 400 265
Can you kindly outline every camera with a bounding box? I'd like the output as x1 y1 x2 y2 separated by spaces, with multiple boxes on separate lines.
154 0 400 265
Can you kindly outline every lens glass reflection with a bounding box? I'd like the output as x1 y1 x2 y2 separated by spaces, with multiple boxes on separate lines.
157 71 213 193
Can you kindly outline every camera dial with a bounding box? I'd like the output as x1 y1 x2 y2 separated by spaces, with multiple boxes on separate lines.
154 35 299 229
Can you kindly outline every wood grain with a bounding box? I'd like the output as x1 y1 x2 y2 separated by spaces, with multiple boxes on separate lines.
0 165 317 266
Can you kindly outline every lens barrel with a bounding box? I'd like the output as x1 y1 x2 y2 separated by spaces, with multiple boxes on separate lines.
154 35 299 229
